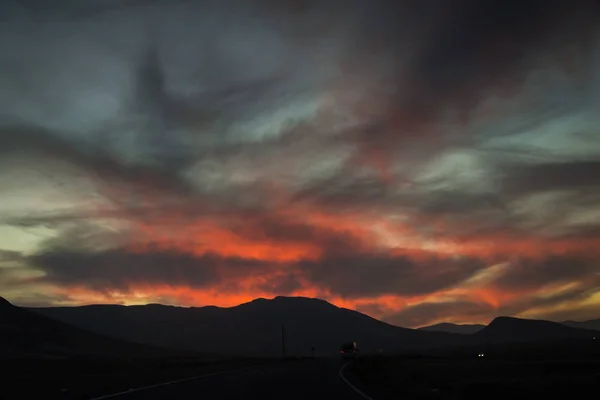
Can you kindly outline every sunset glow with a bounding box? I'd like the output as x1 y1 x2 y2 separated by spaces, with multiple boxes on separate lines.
1 0 600 328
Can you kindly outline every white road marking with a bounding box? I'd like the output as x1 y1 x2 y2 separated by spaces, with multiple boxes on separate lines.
339 362 374 400
87 365 261 400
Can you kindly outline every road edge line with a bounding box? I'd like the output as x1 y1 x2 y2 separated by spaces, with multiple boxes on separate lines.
339 362 374 400
87 364 261 400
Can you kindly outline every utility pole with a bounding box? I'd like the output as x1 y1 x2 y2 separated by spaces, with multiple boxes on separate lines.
281 323 286 358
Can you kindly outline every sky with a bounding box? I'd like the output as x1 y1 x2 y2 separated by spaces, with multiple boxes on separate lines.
1 0 600 328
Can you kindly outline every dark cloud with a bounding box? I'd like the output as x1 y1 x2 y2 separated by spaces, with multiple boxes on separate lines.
527 303 600 323
0 249 23 262
301 254 486 297
494 256 600 291
28 248 273 292
417 191 506 215
25 244 488 300
254 272 304 295
502 160 600 194
21 212 488 298
504 280 600 317
1 0 600 321
373 254 600 327
231 215 365 255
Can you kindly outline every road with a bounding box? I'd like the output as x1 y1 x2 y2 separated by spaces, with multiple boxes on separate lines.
89 358 372 400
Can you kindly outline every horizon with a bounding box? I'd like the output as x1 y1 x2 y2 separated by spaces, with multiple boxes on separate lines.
1 1 600 329
8 294 599 329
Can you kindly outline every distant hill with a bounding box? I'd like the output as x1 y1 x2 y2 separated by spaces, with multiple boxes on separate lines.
0 296 185 358
30 296 464 357
29 297 599 357
562 318 600 331
418 323 485 335
474 316 598 344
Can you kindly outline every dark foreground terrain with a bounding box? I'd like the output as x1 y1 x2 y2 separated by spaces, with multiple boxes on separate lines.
4 353 600 399
1 356 270 399
345 354 600 399
2 357 366 400
5 296 600 399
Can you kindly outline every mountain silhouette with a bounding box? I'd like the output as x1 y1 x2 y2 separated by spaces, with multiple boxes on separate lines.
30 296 464 356
0 296 183 358
29 297 599 357
562 317 600 331
474 316 598 344
418 322 485 334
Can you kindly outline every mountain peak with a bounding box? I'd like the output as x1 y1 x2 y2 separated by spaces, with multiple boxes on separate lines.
477 315 597 344
489 316 521 324
244 296 335 307
485 316 554 331
418 322 485 334
487 316 555 328
273 295 333 304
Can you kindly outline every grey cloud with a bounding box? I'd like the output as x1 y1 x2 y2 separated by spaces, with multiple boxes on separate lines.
26 244 309 296
502 160 600 195
25 246 487 300
0 125 194 196
19 212 488 299
503 279 600 318
301 254 486 297
525 302 600 323
417 191 506 215
254 272 304 295
349 0 599 150
494 256 600 291
1 0 597 206
28 248 272 292
4 292 76 308
0 1 372 215
0 249 23 262
3 0 595 176
387 256 600 327
230 214 364 255
291 170 396 209
1 0 600 318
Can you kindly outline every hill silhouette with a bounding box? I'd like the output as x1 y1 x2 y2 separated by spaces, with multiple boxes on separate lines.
0 296 184 358
474 316 598 344
418 322 485 334
28 297 600 357
30 296 464 356
562 317 600 331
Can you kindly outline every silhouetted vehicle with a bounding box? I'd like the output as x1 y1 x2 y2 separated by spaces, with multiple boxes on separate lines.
340 341 357 359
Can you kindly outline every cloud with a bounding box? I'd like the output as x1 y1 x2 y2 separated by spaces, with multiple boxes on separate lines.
0 249 23 262
502 161 600 195
300 254 486 297
28 248 272 292
21 215 482 298
493 256 600 291
1 0 600 326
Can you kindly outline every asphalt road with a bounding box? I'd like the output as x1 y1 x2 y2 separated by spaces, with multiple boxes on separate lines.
89 359 372 400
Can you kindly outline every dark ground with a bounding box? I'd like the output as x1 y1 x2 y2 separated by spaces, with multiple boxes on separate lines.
4 352 600 399
345 354 600 399
101 358 365 400
1 357 365 400
1 356 270 399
